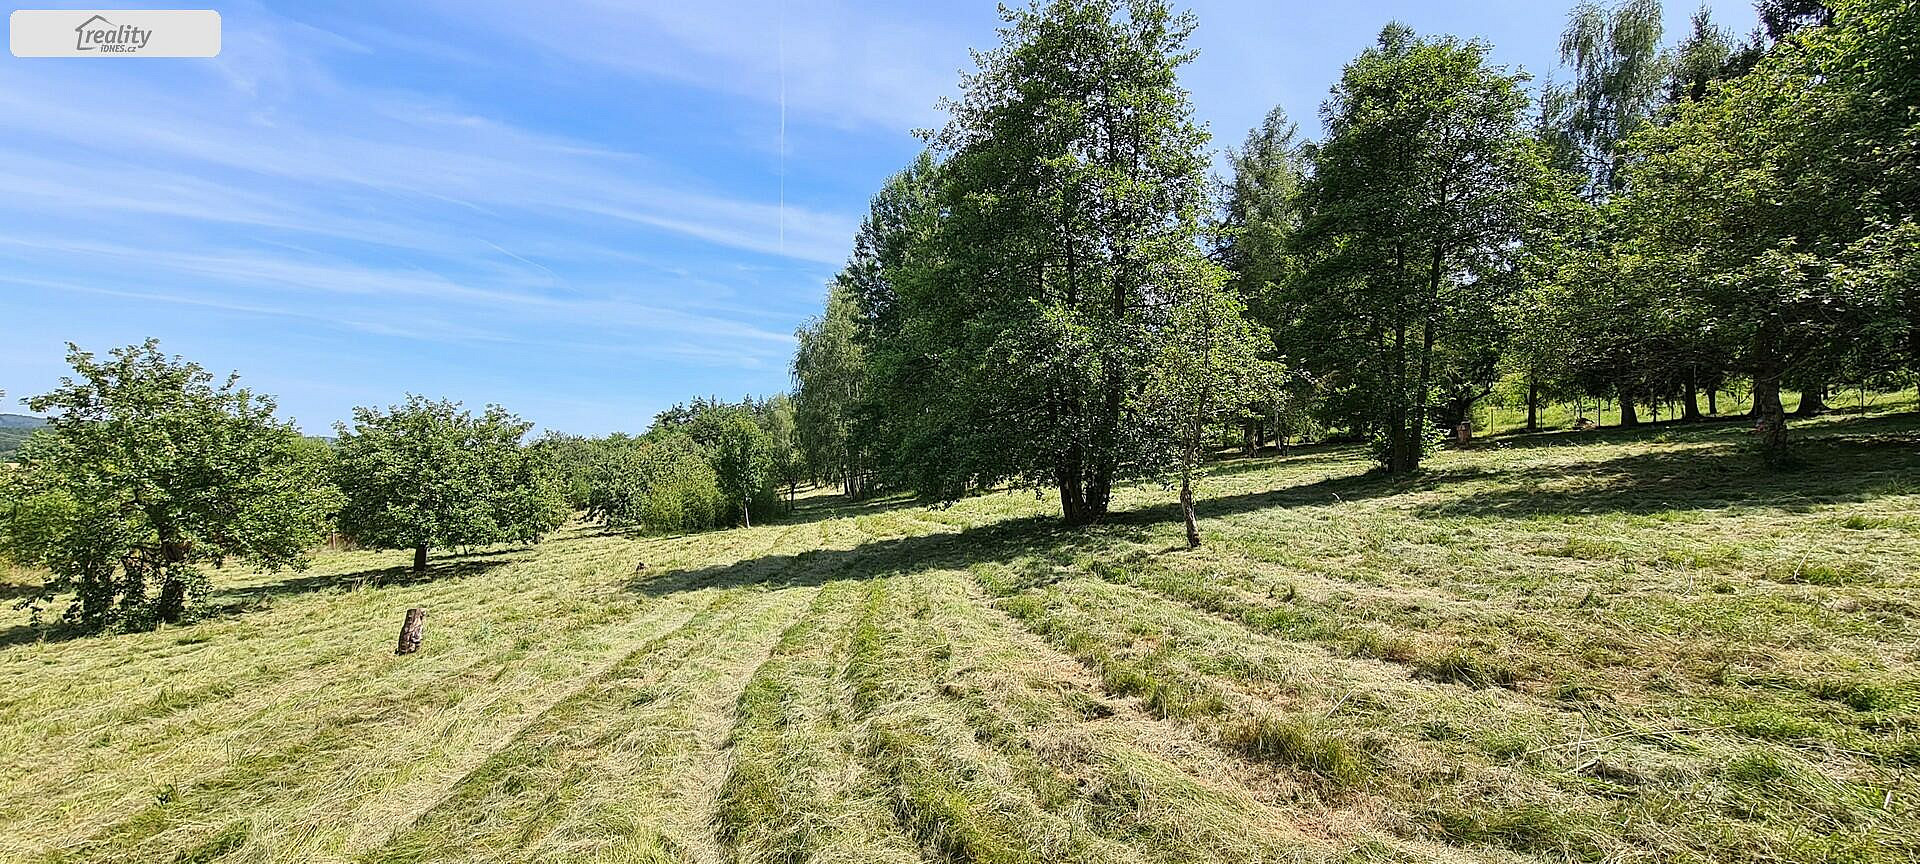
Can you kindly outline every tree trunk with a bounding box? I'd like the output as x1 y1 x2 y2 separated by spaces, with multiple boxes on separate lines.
741 500 751 529
1059 473 1089 525
1618 385 1640 427
154 534 191 623
1086 462 1114 522
1525 377 1540 432
413 543 428 574
1683 369 1703 421
394 607 426 655
1753 323 1790 464
1180 474 1200 549
1708 388 1719 416
1793 381 1828 417
155 577 188 624
1754 375 1789 464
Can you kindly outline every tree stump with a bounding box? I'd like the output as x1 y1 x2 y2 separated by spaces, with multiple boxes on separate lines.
395 607 426 655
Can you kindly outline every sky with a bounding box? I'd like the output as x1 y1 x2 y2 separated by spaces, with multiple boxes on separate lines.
0 0 1759 436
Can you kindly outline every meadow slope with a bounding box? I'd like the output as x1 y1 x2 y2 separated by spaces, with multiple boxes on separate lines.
3 411 1917 863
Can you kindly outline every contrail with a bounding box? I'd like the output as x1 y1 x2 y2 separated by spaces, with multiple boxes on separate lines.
778 0 787 257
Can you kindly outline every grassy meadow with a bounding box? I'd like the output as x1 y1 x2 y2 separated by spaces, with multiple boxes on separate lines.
3 409 1917 863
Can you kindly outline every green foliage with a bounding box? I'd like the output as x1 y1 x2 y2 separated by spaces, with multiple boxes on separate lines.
331 395 565 567
1145 275 1279 544
842 0 1228 523
1554 0 1667 198
651 396 789 525
756 394 805 507
791 284 868 495
830 155 944 499
1293 24 1539 472
0 341 340 631
528 431 598 510
581 432 726 534
1218 106 1307 333
709 411 774 527
1619 0 1918 462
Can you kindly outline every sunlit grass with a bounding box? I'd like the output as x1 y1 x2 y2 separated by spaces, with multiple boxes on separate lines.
2 407 1915 863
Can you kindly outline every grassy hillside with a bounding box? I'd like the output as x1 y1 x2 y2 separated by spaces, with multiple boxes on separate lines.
2 411 1916 863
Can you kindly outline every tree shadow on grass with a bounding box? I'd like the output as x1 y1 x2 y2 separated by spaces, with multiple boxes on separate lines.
629 415 1920 598
624 468 1466 599
625 510 1089 598
1474 409 1920 452
1420 427 1920 519
0 555 522 650
774 490 930 527
0 620 89 649
209 555 521 610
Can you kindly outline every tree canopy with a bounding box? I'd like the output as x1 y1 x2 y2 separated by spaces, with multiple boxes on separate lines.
331 396 566 571
0 341 339 630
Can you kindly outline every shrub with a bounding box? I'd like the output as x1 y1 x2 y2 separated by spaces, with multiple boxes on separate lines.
584 432 728 534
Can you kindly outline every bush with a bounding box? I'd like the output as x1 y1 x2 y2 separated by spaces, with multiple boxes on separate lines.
584 433 728 534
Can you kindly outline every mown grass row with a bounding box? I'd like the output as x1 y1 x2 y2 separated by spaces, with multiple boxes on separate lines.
4 409 1916 863
361 581 818 863
961 415 1920 863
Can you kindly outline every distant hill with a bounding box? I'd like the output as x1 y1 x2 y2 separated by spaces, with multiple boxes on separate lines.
0 414 47 457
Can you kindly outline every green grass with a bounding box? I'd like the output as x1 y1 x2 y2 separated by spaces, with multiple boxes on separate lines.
2 408 1917 862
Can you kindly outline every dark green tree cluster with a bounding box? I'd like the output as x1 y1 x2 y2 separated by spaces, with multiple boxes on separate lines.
1213 0 1912 468
579 432 727 534
793 0 1912 518
793 0 1272 528
540 395 798 536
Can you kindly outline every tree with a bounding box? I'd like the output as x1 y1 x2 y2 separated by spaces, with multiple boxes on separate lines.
1664 7 1738 107
0 341 340 631
757 394 806 509
1295 24 1538 472
582 432 726 534
332 395 565 572
709 412 773 528
792 285 867 495
1555 0 1667 200
1620 0 1917 463
528 431 598 510
1545 0 1674 421
1759 0 1833 39
1218 106 1311 448
837 155 951 498
1219 106 1308 334
1146 280 1277 547
890 0 1223 523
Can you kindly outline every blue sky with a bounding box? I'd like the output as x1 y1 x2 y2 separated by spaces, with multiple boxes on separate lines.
0 0 1758 435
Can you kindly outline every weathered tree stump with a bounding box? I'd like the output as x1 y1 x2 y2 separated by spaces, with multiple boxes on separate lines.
395 607 426 655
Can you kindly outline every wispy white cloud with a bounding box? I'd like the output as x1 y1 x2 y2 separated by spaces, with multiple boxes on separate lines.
437 0 976 132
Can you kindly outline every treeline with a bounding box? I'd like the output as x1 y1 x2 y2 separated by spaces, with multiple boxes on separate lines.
793 0 1917 516
0 342 802 633
534 394 803 532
